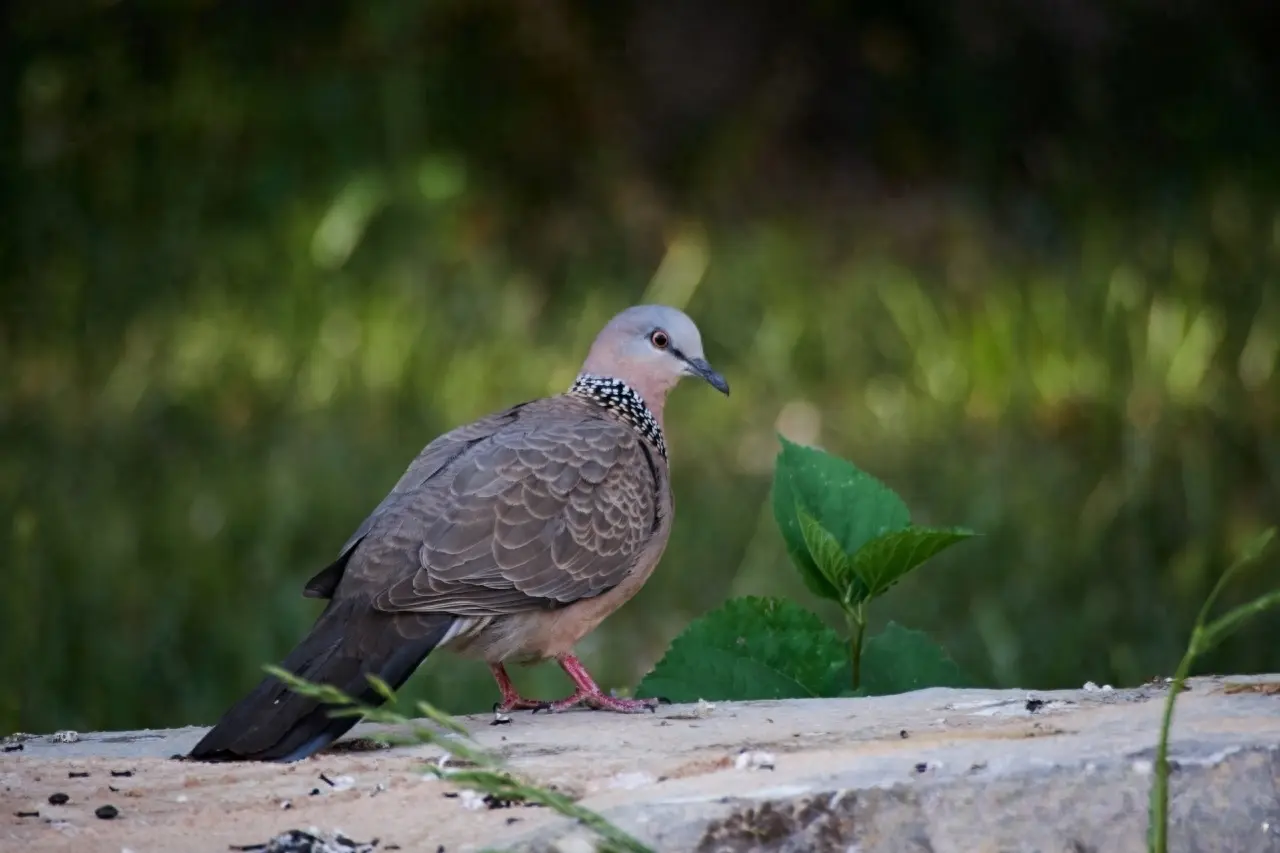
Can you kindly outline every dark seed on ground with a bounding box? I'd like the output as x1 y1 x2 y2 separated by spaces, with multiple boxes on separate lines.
900 729 909 739
1025 698 1046 713
95 805 119 819
506 817 521 825
15 810 39 818
309 788 321 796
109 786 119 793
110 769 133 777
2 744 22 752
68 771 89 778
48 793 69 805
914 762 928 773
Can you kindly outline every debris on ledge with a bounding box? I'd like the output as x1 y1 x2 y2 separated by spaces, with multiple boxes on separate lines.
2 676 1278 853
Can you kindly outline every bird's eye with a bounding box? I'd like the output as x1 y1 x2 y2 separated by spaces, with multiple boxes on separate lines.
650 329 669 349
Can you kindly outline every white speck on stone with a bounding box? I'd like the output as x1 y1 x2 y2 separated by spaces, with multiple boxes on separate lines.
735 750 776 771
943 698 1007 711
50 730 79 743
1132 760 1153 775
1102 684 1113 691
1083 681 1099 691
458 789 486 811
329 775 355 792
175 794 188 803
608 771 656 790
694 698 716 718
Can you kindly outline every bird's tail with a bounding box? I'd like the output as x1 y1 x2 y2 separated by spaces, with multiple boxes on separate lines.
187 602 453 762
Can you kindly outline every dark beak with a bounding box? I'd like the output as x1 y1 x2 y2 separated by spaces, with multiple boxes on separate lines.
685 357 730 396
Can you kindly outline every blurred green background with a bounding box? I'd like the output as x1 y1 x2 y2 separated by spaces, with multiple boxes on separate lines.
4 1 1279 734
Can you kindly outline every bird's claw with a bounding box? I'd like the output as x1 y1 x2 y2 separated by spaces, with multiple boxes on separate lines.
495 696 547 713
524 692 661 714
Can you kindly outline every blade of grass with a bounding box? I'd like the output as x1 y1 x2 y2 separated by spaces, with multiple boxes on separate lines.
260 664 654 853
1149 528 1276 853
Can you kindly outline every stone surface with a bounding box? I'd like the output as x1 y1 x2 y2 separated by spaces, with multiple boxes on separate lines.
2 675 1278 852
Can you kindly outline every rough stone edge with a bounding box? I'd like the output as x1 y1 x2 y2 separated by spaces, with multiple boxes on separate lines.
511 743 1280 853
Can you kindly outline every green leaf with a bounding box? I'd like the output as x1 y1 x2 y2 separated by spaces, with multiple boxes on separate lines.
858 621 971 695
773 466 841 603
771 436 911 602
797 508 857 602
1195 589 1280 655
635 596 847 702
851 526 976 600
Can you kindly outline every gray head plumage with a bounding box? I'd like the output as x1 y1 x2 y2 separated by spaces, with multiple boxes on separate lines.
570 304 729 455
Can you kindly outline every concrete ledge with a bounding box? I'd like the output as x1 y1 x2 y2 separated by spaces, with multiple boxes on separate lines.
3 676 1278 852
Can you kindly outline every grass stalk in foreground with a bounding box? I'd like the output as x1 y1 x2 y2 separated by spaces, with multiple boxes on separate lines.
265 666 655 853
1149 528 1278 853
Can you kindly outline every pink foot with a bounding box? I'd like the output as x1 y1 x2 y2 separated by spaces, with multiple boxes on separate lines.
533 653 667 714
534 690 661 714
489 664 545 713
489 656 670 714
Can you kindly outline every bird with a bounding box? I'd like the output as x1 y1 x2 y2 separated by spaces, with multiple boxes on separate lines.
187 304 729 762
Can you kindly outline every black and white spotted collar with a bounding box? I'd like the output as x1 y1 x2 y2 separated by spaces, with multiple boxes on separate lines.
568 373 666 458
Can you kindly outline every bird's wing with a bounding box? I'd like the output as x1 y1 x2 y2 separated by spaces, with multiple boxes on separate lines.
303 405 531 598
350 403 663 616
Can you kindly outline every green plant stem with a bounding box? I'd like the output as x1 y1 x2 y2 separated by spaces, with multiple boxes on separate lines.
1149 583 1224 853
1149 644 1194 853
1147 527 1276 853
847 605 866 691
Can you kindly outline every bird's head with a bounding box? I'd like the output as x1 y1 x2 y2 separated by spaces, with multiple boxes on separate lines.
578 304 729 415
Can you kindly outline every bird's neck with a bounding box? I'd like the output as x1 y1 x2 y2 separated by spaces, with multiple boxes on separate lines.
568 373 667 458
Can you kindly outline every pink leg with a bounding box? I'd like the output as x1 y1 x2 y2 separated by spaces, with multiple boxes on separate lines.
533 653 662 714
489 663 544 712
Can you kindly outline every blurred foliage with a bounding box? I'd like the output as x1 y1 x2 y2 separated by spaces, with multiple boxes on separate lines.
2 0 1279 733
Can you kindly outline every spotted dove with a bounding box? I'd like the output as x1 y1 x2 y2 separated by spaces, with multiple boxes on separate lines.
188 304 729 762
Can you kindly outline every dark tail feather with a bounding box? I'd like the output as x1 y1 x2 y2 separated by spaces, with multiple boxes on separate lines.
188 603 454 762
